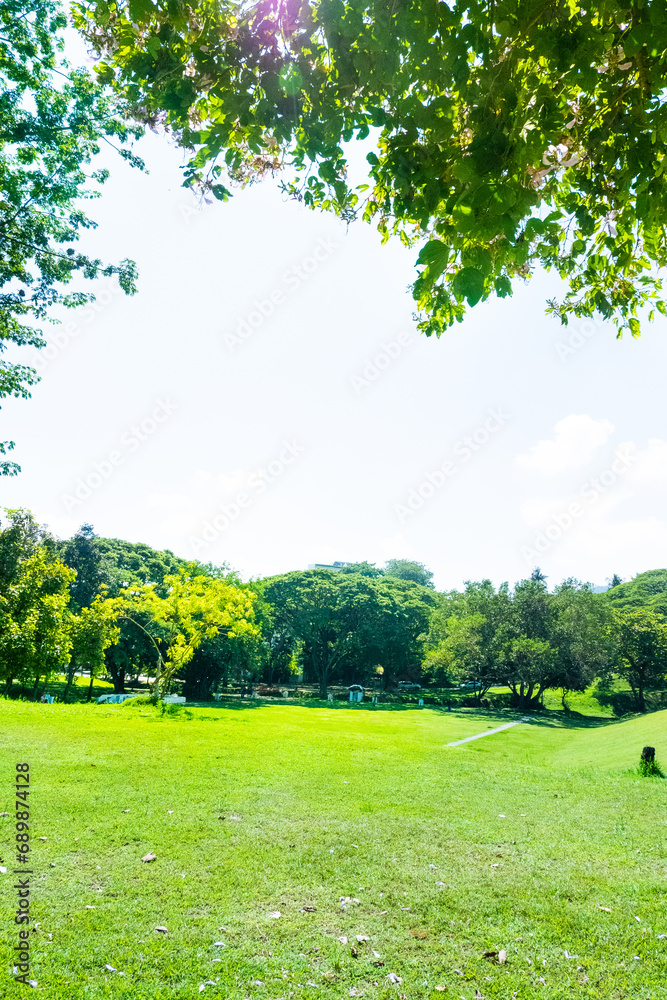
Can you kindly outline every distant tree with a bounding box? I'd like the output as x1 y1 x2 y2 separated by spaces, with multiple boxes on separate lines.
0 546 74 696
607 573 624 589
440 612 490 699
104 608 163 694
611 608 667 712
496 577 559 709
65 595 121 702
384 559 434 589
126 570 259 701
339 561 384 578
604 569 667 618
61 523 108 610
0 508 52 586
499 635 558 712
95 538 189 595
530 567 548 584
361 576 435 688
263 569 434 695
181 630 260 700
551 580 615 708
263 570 381 698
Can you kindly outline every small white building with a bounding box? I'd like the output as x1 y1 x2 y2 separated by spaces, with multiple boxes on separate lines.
348 684 364 703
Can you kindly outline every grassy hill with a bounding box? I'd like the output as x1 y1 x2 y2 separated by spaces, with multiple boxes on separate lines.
0 700 665 1000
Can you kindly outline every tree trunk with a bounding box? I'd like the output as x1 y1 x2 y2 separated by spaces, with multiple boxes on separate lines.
63 662 77 703
114 665 125 694
319 673 328 699
638 676 646 712
86 664 94 703
32 673 41 700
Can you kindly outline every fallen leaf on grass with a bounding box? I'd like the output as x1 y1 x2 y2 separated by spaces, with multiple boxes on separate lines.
490 863 499 868
338 936 348 944
0 812 9 816
350 946 358 958
105 965 117 972
0 866 6 874
155 926 168 934
85 906 95 910
386 973 402 984
38 837 47 841
268 911 281 919
356 935 370 942
475 992 485 998
454 969 463 976
435 987 447 992
597 906 611 912
301 906 317 912
213 942 226 947
122 809 129 813
141 853 156 863
379 910 389 915
498 950 507 964
373 961 385 968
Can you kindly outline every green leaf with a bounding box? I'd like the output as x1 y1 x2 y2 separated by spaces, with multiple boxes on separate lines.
494 274 512 298
145 35 161 58
279 64 303 96
452 267 486 305
417 239 450 282
128 0 156 22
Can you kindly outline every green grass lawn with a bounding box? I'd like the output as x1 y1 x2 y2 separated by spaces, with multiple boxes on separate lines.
1 699 666 999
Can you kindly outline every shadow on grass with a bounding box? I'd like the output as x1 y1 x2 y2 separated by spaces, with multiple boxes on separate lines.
519 709 620 730
171 699 622 728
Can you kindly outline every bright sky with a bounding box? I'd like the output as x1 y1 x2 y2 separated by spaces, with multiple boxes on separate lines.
3 41 667 590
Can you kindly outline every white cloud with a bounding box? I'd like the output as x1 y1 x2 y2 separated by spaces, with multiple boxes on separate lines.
516 414 614 474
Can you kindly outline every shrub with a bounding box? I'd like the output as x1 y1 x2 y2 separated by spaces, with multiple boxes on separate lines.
638 747 664 778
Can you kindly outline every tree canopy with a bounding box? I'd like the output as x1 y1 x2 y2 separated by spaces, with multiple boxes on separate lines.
73 0 667 340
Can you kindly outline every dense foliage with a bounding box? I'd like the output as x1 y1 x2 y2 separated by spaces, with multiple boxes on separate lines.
2 511 667 710
73 0 667 339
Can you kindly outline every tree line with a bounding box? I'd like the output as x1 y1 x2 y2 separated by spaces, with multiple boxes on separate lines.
1 509 666 712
